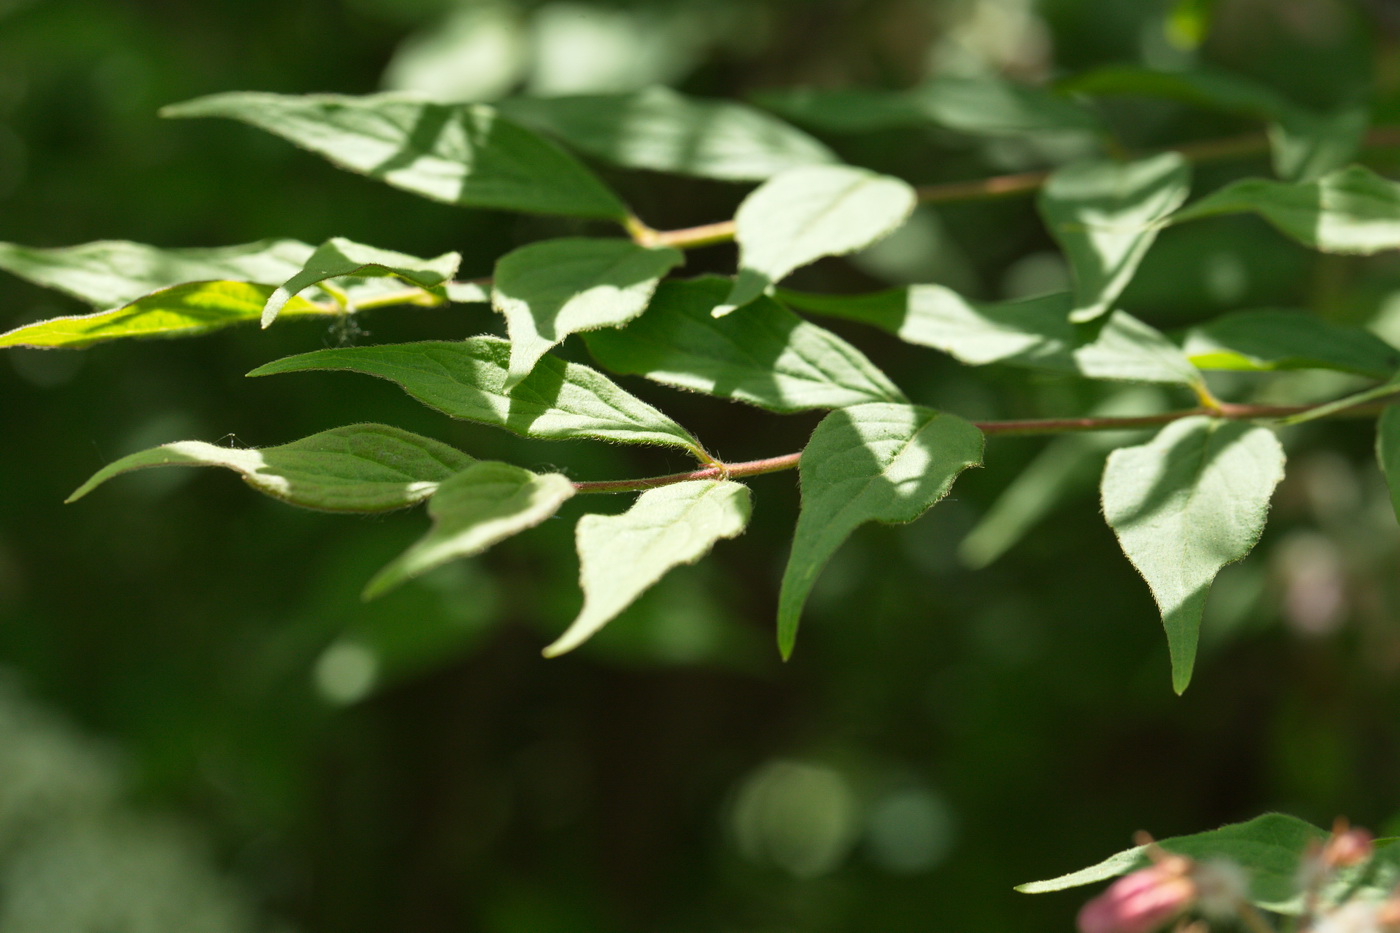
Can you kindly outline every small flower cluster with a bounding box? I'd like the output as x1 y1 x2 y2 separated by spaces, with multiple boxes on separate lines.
1078 822 1398 933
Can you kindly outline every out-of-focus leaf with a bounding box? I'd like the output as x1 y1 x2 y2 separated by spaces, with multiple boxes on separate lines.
1101 417 1285 693
0 281 327 349
1172 166 1400 254
162 92 629 220
364 462 574 597
263 237 460 327
1377 406 1400 522
498 87 838 181
778 403 983 658
492 237 683 389
248 338 706 456
66 424 473 512
1039 153 1192 322
0 238 314 310
1166 0 1221 49
1182 309 1400 377
1060 65 1288 118
778 287 1200 386
586 277 907 412
1269 105 1369 183
544 480 751 657
719 165 915 315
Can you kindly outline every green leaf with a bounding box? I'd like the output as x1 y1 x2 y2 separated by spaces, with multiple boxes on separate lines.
0 238 315 310
1166 0 1221 49
492 238 684 389
585 277 907 412
778 403 984 657
1377 406 1400 523
1039 153 1192 323
778 287 1200 386
1060 65 1290 119
754 75 1102 137
1270 105 1368 183
543 480 752 657
162 92 629 220
446 280 490 304
1182 309 1400 378
248 337 706 456
0 281 331 349
1172 166 1400 254
1101 417 1285 693
498 86 839 181
66 424 473 512
263 237 460 327
364 462 574 598
719 165 916 316
1018 813 1326 912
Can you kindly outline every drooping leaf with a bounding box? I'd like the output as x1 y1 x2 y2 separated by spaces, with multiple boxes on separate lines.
364 462 575 598
778 287 1200 386
1172 166 1400 254
0 238 315 310
543 480 751 657
498 86 838 181
1377 406 1400 522
1182 309 1400 378
66 424 473 512
585 277 907 412
263 237 460 327
719 165 916 316
778 403 984 657
753 75 1102 137
0 281 330 349
162 92 629 220
1101 417 1285 693
247 338 706 456
1039 153 1192 323
492 238 684 389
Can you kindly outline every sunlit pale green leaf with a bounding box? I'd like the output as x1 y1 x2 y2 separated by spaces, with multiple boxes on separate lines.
1377 406 1400 523
492 238 683 389
778 287 1200 386
364 462 574 598
263 237 460 327
543 480 751 657
1040 153 1192 322
719 165 916 316
162 92 629 220
0 238 315 310
1101 417 1285 693
248 337 705 455
754 75 1101 136
586 277 906 412
1182 309 1400 378
1173 166 1400 254
0 281 330 349
778 403 983 658
66 424 473 512
498 86 838 181
446 280 490 303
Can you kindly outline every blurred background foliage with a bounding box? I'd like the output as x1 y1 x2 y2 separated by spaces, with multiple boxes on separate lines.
5 0 1400 929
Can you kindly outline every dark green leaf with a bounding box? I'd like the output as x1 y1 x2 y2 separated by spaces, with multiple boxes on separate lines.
1377 406 1400 523
162 92 629 220
66 424 473 512
1270 105 1368 183
248 337 706 456
1182 309 1400 378
586 277 907 412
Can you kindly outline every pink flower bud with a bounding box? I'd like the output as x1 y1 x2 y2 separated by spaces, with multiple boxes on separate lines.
1078 858 1197 933
1324 828 1375 869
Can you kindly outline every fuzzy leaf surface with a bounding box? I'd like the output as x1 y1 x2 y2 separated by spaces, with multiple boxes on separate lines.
492 238 683 389
498 87 838 181
778 403 984 657
1039 153 1192 322
544 480 751 657
1182 309 1400 378
1102 417 1285 693
719 165 916 315
263 237 460 327
586 277 906 411
66 424 473 512
1173 166 1400 254
779 287 1199 386
248 338 704 455
162 92 628 219
365 462 575 597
